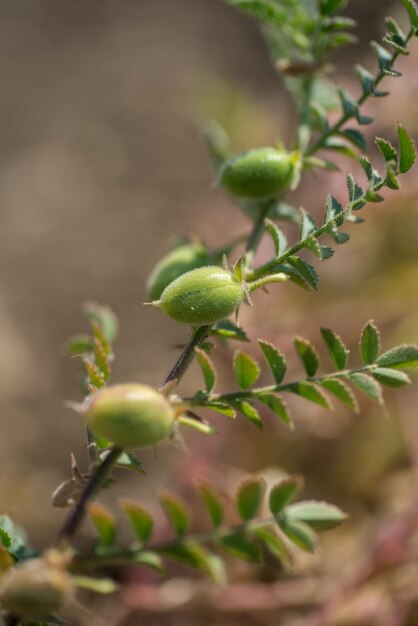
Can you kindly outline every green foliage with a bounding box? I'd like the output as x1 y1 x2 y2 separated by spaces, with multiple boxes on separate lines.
4 2 418 623
236 478 266 521
81 477 345 577
188 321 418 431
233 350 261 389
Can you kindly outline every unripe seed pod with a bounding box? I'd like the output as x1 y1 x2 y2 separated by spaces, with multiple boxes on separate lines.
0 558 73 620
83 384 175 449
146 243 211 301
219 147 294 199
153 266 245 325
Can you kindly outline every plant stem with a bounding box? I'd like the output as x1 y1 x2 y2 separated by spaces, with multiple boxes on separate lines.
164 325 210 385
56 446 122 545
245 202 272 256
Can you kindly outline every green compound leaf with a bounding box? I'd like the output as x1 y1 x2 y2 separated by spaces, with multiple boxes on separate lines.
284 500 347 530
195 347 217 393
257 392 292 428
265 218 287 256
236 478 266 521
397 123 417 174
320 327 349 370
288 256 319 290
218 532 261 563
279 518 317 552
211 320 250 342
230 399 263 431
253 526 293 566
88 503 117 548
294 336 320 376
120 501 154 546
376 344 418 368
372 367 411 387
269 477 302 516
288 381 332 409
360 320 380 364
198 483 224 528
320 378 359 412
233 351 261 389
160 492 191 537
349 372 383 403
259 340 287 383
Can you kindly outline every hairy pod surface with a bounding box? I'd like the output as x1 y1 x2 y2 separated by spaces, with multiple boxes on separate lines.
146 243 211 301
0 558 73 620
219 147 294 199
154 266 245 325
84 384 175 449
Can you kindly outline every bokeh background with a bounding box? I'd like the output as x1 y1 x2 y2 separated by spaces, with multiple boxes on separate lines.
1 0 418 624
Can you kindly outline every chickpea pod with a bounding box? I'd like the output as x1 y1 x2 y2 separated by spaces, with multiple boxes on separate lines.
219 146 295 199
83 384 175 449
0 556 73 620
150 266 246 326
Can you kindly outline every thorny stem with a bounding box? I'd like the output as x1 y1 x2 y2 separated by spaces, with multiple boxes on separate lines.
305 28 415 157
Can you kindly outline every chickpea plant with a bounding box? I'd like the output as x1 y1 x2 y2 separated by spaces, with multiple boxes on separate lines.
1 0 418 624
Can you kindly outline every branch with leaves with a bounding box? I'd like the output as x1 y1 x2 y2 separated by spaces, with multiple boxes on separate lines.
1 1 418 625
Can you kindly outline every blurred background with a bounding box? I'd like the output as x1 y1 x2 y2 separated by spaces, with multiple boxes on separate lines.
0 0 418 624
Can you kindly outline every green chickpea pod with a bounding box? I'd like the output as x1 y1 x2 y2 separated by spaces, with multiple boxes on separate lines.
150 266 246 326
219 146 295 199
83 384 175 449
